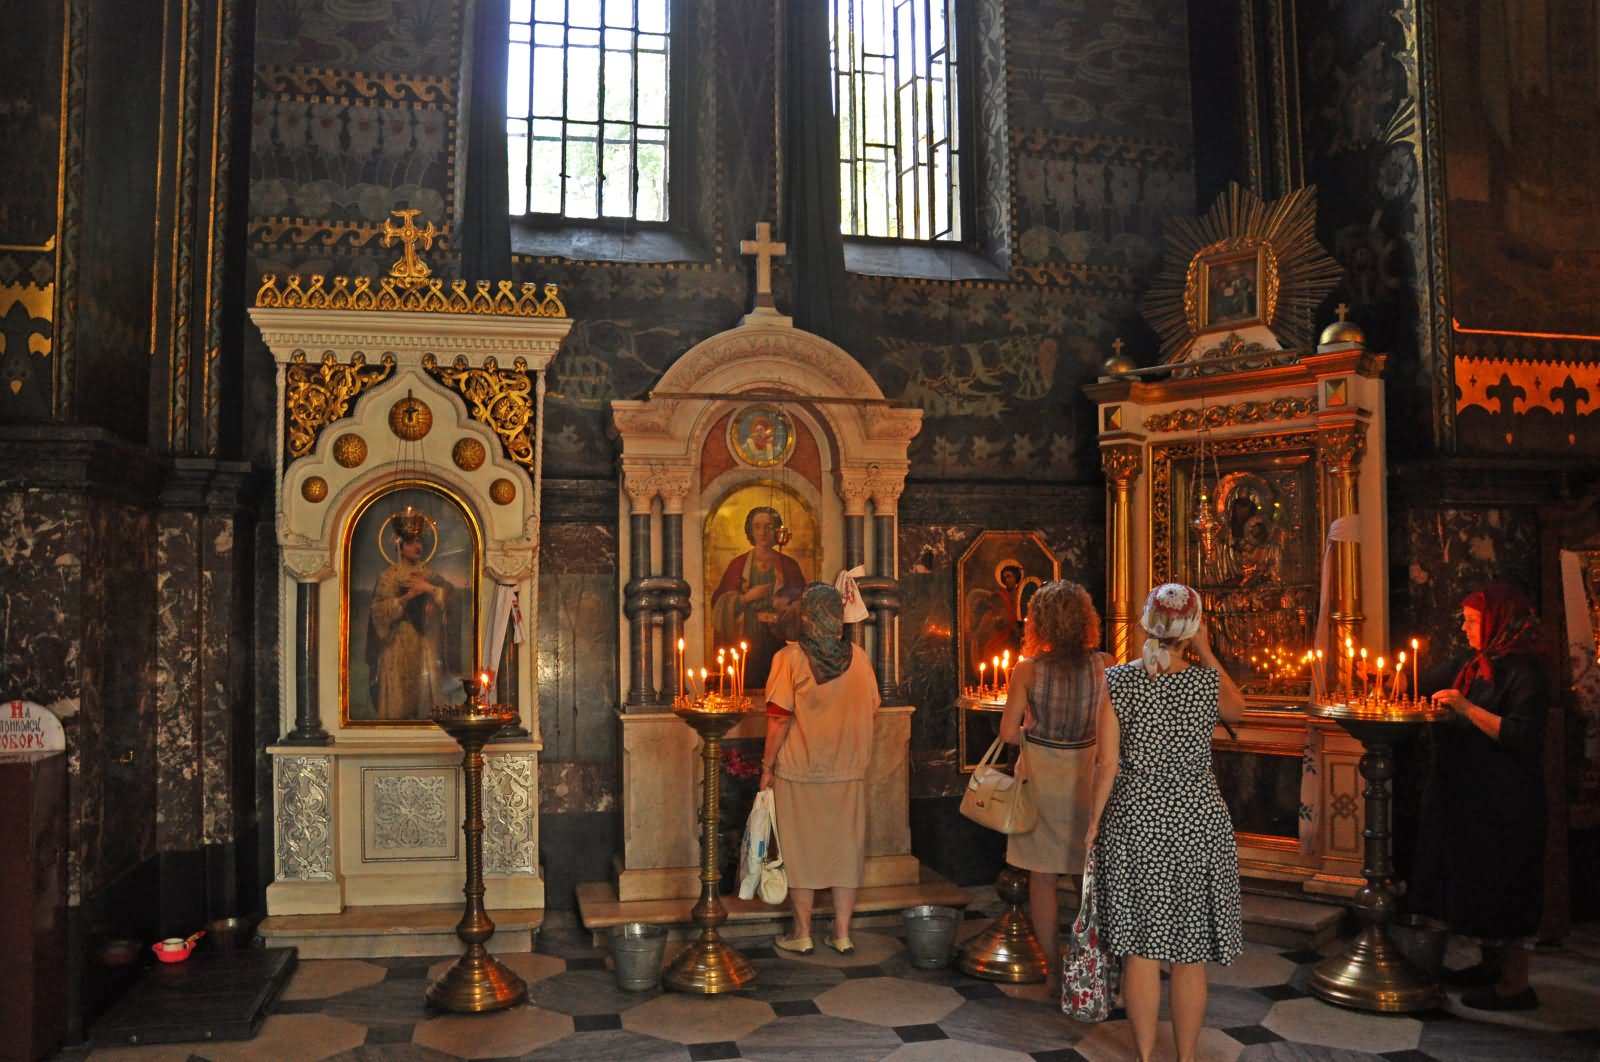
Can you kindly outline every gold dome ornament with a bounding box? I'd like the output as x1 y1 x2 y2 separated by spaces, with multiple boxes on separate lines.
1101 337 1138 378
1318 303 1366 348
389 393 433 440
452 438 486 471
490 478 517 505
301 476 329 502
333 433 368 468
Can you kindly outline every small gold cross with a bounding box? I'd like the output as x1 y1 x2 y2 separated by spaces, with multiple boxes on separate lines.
383 209 438 289
740 222 788 308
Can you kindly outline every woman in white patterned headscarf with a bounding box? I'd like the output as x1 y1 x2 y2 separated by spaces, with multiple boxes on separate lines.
1083 583 1246 1062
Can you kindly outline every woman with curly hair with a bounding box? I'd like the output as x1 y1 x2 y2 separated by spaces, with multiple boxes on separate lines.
999 579 1108 997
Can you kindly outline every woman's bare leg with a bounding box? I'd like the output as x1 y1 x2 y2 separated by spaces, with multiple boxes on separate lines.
788 887 814 939
1122 955 1162 1062
832 887 858 941
1029 871 1061 994
1169 961 1208 1062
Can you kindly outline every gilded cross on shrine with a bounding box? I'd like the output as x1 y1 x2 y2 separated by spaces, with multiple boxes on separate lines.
383 209 438 289
740 222 787 309
1111 337 1125 357
1335 302 1349 321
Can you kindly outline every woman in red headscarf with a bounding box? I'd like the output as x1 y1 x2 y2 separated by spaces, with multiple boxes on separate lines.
1420 583 1549 1011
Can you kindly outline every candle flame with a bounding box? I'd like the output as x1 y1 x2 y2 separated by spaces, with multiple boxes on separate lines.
1398 651 1406 664
677 637 685 651
1411 637 1419 650
1376 657 1385 670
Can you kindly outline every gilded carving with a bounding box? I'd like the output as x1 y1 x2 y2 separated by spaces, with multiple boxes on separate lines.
483 754 536 876
388 394 434 441
333 432 368 468
422 354 536 469
371 774 450 850
301 476 329 503
381 209 438 289
255 273 567 319
452 437 486 471
490 478 516 505
1100 446 1144 483
284 352 395 459
1316 425 1368 471
1144 397 1315 434
276 756 334 881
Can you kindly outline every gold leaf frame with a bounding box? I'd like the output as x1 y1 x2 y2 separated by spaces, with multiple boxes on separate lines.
285 351 397 460
423 354 537 470
1144 183 1343 360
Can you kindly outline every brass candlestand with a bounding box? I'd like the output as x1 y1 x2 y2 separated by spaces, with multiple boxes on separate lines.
427 689 527 1013
666 698 758 994
1304 697 1446 1013
956 693 1048 984
960 864 1049 982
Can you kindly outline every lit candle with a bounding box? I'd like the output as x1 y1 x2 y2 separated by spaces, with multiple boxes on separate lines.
1345 644 1356 700
699 667 708 699
992 656 1000 693
478 670 491 704
729 648 741 696
740 642 749 697
978 662 987 694
1395 651 1407 700
677 638 686 700
1002 649 1011 690
717 649 726 697
1410 638 1420 704
1359 648 1369 701
1375 657 1385 704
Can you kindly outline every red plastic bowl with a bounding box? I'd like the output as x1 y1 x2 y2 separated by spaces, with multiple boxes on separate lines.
151 940 195 964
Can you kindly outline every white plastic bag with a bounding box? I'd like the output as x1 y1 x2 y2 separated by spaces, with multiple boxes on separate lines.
738 788 776 900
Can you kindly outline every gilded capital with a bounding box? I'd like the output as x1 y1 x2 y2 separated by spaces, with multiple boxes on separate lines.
1316 424 1368 471
1101 445 1144 485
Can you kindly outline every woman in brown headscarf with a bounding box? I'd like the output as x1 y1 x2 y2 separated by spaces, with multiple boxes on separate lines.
759 582 881 955
1420 583 1549 1011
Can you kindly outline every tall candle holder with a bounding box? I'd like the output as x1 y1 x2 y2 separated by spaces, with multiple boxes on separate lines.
666 689 758 994
954 692 1047 984
1303 694 1446 1013
426 681 527 1013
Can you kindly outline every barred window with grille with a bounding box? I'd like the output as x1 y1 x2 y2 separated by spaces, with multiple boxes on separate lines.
830 0 965 242
507 0 671 222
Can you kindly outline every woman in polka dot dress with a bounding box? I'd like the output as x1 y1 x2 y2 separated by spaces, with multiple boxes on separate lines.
1084 582 1246 1062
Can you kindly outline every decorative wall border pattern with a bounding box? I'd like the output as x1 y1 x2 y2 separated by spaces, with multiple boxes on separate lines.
255 65 457 105
1008 128 1192 169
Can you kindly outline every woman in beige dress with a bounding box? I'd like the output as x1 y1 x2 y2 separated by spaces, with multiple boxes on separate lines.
760 583 881 954
999 580 1108 996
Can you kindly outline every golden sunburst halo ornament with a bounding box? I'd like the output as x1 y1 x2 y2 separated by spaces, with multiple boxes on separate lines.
1143 183 1343 362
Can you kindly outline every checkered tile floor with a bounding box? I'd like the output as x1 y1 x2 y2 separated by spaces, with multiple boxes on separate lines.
60 919 1600 1061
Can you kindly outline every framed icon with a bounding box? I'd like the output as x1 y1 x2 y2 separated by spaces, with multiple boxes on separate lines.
1198 246 1267 332
727 404 795 468
342 481 481 725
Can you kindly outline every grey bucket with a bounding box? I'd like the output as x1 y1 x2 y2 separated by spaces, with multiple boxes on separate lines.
610 923 669 991
903 905 960 969
1388 915 1447 979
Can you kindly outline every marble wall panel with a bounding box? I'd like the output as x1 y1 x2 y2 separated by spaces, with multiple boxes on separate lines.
84 497 159 897
200 510 246 846
539 760 618 817
155 512 203 850
1390 503 1543 677
897 483 1105 760
537 522 620 763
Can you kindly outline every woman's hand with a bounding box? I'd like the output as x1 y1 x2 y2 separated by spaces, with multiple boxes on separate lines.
1020 707 1035 733
1083 824 1098 849
1431 688 1472 718
1190 619 1218 664
759 764 774 791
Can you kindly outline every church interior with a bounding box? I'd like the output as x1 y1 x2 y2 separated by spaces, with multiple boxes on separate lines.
2 0 1599 1059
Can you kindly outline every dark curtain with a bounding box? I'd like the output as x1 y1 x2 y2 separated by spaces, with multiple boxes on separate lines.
782 0 848 341
458 0 512 281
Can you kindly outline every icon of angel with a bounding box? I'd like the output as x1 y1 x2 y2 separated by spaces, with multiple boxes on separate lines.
965 559 1030 677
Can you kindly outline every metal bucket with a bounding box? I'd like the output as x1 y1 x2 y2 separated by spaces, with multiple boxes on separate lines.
903 905 960 969
610 923 669 991
1388 915 1447 980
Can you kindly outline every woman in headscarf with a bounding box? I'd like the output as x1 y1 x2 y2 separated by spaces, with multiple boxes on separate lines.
1420 583 1549 1011
759 582 881 955
1085 583 1246 1062
998 580 1107 999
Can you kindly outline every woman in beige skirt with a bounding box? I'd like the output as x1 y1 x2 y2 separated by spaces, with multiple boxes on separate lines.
999 580 1108 996
760 583 881 955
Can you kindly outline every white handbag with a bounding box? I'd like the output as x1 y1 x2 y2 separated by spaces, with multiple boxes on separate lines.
759 790 789 905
